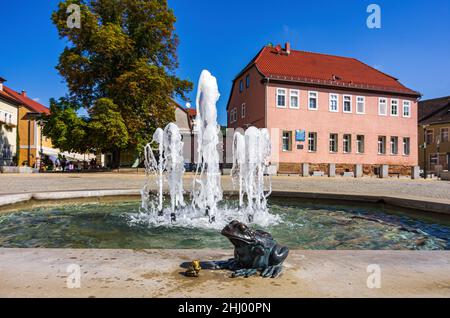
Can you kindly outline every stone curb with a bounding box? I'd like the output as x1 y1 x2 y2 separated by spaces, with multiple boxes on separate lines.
269 190 450 215
0 193 33 206
0 189 140 208
32 189 141 200
0 188 449 215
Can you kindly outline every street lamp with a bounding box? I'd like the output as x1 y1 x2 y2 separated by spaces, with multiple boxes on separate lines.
39 119 44 172
25 112 40 167
422 124 429 179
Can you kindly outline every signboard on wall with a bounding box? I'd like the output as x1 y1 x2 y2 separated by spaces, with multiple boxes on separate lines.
295 129 305 141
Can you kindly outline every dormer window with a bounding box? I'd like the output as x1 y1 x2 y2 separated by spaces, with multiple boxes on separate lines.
332 74 342 81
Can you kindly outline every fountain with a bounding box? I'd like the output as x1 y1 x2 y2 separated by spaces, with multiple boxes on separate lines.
231 127 272 223
140 123 186 223
138 70 278 228
191 70 223 223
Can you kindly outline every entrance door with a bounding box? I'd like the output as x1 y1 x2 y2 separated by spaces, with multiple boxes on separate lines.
438 153 448 171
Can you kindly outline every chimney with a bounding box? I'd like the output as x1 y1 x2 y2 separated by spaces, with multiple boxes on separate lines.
21 90 26 97
275 44 282 54
0 77 5 91
285 42 291 55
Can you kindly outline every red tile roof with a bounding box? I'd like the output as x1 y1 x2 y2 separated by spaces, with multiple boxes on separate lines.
240 46 420 97
0 88 21 105
185 108 197 118
2 86 50 114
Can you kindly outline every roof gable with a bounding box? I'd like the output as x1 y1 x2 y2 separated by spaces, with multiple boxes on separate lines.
418 96 450 124
0 89 21 106
236 46 420 97
3 86 50 114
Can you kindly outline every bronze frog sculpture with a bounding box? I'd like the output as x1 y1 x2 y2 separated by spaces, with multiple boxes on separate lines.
215 220 289 278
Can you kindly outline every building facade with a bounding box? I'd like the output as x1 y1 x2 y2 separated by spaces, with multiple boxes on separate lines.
227 44 421 176
103 101 197 169
418 96 450 175
0 76 68 169
0 78 20 166
2 86 53 167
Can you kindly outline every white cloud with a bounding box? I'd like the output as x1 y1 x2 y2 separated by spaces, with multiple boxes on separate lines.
32 97 40 102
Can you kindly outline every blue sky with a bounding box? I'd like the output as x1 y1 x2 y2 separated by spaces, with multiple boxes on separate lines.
1 0 449 125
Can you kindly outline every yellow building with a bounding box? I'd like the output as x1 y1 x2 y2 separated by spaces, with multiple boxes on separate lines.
2 86 53 167
0 80 61 168
418 96 450 175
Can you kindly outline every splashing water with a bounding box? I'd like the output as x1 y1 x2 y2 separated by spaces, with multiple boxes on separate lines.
231 127 273 223
141 128 164 214
136 70 279 229
191 70 223 223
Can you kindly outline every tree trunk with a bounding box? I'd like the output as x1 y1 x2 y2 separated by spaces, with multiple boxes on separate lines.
112 148 120 169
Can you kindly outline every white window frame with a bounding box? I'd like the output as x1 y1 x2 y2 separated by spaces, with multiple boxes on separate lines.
308 91 318 111
289 89 299 109
343 134 352 153
343 95 352 113
230 108 237 123
356 96 365 114
403 137 410 156
390 99 399 117
402 100 411 118
276 88 287 108
378 98 387 116
308 132 317 152
356 135 365 153
329 93 339 112
426 129 434 145
429 153 439 166
440 128 449 142
378 136 386 154
390 136 399 155
241 103 246 118
329 133 338 153
282 131 292 152
1 110 12 124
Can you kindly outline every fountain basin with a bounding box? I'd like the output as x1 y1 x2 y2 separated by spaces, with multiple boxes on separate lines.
0 197 449 250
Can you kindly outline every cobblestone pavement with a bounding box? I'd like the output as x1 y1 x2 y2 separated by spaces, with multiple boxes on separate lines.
0 172 449 203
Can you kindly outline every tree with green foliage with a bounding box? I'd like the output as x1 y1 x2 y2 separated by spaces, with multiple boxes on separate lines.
44 97 90 153
44 0 192 167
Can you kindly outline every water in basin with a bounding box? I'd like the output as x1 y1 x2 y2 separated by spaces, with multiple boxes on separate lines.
0 199 448 250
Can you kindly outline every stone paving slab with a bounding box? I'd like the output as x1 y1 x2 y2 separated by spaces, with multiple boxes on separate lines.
0 249 449 298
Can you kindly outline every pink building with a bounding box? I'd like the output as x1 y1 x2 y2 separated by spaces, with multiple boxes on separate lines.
227 43 421 177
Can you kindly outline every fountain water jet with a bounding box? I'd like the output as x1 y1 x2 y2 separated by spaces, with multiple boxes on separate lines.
136 69 279 229
191 70 222 223
231 127 272 223
141 128 164 214
140 124 185 221
163 123 186 219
